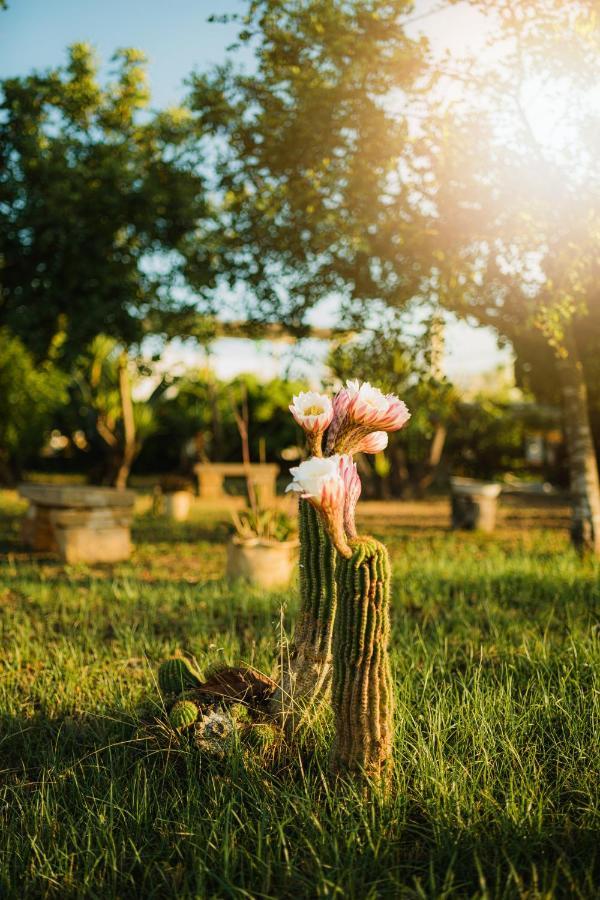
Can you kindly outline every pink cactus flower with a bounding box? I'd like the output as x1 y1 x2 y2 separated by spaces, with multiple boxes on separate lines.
327 380 410 455
286 455 351 556
345 380 410 432
324 387 352 455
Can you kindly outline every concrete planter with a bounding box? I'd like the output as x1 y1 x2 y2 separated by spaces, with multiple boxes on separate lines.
226 536 299 589
450 477 502 533
18 483 135 564
164 490 192 522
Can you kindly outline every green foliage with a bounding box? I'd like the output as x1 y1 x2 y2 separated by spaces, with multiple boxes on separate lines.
187 1 427 325
140 373 307 471
64 335 163 483
0 329 68 482
0 43 215 364
230 507 297 542
424 2 600 357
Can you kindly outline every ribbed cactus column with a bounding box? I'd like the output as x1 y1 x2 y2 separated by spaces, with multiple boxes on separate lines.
331 537 394 780
270 499 337 728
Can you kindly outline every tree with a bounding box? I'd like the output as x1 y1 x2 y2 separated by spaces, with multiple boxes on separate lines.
140 371 308 474
421 0 600 552
188 0 429 329
0 44 216 485
0 329 68 484
67 336 168 488
327 317 457 496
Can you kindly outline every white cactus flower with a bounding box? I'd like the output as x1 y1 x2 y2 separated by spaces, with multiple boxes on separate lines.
286 455 343 499
289 391 334 435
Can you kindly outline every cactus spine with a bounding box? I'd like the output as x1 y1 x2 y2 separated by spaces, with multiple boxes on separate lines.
331 537 394 780
270 499 337 728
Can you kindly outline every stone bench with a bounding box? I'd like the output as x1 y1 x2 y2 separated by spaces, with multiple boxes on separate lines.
193 463 279 504
18 484 135 564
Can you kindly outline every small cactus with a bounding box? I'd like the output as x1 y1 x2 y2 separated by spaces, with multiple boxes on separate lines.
330 537 394 781
168 699 199 731
229 703 252 723
246 722 279 753
158 657 203 695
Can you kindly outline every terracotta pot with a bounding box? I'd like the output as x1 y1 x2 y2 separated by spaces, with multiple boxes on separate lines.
164 490 192 522
226 536 299 589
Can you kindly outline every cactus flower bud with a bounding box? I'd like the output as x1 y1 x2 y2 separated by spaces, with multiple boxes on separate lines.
353 431 388 454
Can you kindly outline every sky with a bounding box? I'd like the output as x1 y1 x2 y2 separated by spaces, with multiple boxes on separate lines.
0 0 510 384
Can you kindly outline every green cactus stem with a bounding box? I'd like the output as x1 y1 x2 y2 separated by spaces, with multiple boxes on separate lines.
159 657 203 695
331 537 394 780
269 499 337 729
246 722 279 753
169 699 199 731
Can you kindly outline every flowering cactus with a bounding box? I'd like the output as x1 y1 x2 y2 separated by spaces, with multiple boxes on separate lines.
275 379 408 778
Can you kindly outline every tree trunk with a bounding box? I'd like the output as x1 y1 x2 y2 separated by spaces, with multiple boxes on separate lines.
115 352 136 491
556 328 600 555
0 452 19 486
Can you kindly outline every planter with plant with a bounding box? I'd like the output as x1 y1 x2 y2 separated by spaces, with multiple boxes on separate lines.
227 505 299 589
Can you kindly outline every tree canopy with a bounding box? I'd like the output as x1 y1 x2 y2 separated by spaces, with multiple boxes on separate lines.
0 43 216 364
188 0 431 329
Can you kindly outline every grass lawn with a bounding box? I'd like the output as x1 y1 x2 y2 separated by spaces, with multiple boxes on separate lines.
1 491 599 898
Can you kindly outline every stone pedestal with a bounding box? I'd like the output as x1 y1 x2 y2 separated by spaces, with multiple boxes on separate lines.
450 478 502 533
163 490 192 522
18 484 135 564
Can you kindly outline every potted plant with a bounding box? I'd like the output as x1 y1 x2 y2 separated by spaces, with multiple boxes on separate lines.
226 506 299 589
159 474 195 522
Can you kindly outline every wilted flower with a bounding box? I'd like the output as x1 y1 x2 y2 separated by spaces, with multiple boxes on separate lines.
353 431 388 454
327 380 410 455
289 391 334 456
338 454 361 539
286 455 351 556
